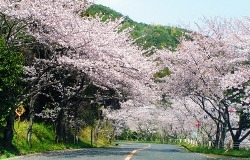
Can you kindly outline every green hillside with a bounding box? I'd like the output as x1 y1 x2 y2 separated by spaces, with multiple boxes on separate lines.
84 4 187 53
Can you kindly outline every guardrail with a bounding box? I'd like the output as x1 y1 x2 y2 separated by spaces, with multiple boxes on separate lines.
167 138 250 150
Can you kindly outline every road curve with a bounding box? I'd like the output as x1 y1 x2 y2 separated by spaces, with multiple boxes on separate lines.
7 142 242 160
127 143 211 160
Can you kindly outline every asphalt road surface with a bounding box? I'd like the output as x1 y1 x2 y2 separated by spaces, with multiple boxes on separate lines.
7 143 246 160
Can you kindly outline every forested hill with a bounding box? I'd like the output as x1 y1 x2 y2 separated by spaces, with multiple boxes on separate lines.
83 4 187 53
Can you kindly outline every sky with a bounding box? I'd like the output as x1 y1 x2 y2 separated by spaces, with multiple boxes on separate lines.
94 0 250 29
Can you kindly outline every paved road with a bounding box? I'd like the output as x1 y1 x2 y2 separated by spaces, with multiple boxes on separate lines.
7 143 246 160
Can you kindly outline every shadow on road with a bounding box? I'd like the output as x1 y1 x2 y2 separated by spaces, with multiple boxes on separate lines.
39 146 139 159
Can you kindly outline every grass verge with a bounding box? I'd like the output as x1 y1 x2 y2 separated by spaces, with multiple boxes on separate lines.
0 121 110 159
182 143 250 158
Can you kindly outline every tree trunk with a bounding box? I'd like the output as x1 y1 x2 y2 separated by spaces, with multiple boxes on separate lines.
213 123 220 148
232 129 242 150
219 123 227 149
55 109 64 143
74 126 79 144
74 106 79 144
63 112 70 143
26 95 39 147
233 140 240 150
94 120 100 145
27 113 34 147
27 102 35 147
4 111 15 149
90 127 93 147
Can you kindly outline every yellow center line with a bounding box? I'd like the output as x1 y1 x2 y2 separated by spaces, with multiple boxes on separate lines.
124 144 151 160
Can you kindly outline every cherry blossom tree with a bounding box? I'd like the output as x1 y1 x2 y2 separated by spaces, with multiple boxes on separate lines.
1 0 162 147
153 17 250 149
1 0 160 104
104 101 177 142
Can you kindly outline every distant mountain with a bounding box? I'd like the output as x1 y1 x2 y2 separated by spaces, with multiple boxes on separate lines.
83 4 189 53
